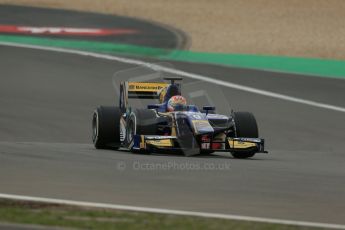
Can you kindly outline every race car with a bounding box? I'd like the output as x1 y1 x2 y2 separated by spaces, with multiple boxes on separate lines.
92 78 267 158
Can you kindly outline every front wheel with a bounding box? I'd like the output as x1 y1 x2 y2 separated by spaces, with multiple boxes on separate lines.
126 109 158 153
92 106 121 149
231 111 258 159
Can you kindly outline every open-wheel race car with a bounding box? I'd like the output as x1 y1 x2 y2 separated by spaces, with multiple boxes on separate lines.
92 78 267 158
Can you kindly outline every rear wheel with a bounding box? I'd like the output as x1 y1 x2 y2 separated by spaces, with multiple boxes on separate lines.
92 106 121 149
231 112 258 159
126 109 158 153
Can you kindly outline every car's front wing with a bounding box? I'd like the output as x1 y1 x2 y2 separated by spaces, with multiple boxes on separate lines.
132 135 267 155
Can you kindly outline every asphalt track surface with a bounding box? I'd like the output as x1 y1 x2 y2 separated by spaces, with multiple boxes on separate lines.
1 5 345 227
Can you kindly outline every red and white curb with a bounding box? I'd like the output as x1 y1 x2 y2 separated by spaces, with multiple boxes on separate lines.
0 24 137 36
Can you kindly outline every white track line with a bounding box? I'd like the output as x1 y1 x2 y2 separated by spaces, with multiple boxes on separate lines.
1 41 345 113
0 193 344 229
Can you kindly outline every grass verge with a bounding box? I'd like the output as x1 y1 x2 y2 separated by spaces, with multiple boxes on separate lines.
0 199 326 230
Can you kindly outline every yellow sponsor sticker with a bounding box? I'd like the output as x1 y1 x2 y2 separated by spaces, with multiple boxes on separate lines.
228 139 257 149
140 135 146 149
146 139 173 147
128 82 168 92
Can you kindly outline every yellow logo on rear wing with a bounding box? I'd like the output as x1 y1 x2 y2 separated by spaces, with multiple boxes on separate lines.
120 81 170 111
128 82 168 93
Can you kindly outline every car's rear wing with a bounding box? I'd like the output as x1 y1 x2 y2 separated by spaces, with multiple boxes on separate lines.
119 78 183 112
127 82 168 99
119 81 169 111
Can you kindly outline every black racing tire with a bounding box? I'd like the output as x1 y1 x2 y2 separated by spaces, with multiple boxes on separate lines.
92 106 121 149
126 109 158 153
133 109 158 135
231 112 258 159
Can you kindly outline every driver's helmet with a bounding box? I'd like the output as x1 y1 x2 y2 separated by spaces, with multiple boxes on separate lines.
167 95 187 112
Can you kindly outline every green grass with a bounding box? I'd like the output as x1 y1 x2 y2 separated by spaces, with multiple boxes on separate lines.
0 199 326 230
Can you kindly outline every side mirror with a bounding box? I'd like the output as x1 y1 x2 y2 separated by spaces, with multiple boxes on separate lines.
202 106 215 115
147 104 160 109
